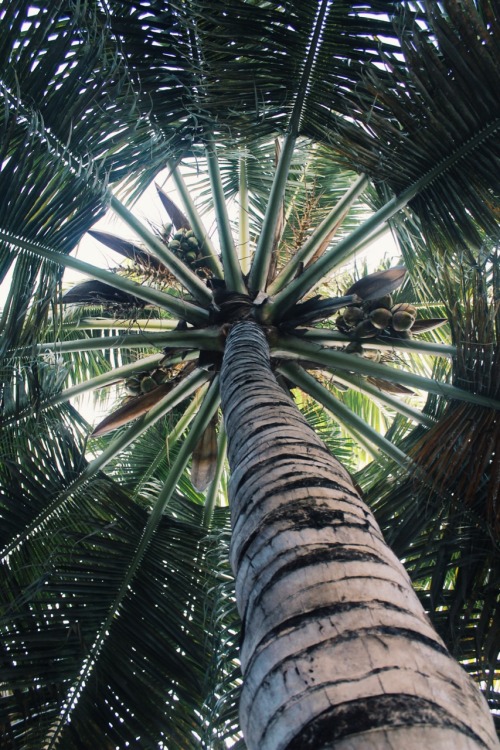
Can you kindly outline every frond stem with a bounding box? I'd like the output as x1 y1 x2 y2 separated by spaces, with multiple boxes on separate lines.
65 318 179 331
167 162 223 277
279 362 411 469
273 334 500 410
268 117 500 317
0 351 200 428
0 228 208 325
203 426 227 528
248 0 331 292
326 370 436 428
1 369 211 562
44 376 220 748
29 328 221 355
302 328 456 358
269 174 369 294
205 136 246 293
110 195 213 305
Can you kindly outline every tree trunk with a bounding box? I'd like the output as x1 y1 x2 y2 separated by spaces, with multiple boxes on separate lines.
220 320 498 750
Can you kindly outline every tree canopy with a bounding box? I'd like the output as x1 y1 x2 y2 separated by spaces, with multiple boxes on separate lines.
0 1 499 747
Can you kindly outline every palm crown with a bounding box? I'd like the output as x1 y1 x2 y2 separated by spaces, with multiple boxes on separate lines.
1 1 499 748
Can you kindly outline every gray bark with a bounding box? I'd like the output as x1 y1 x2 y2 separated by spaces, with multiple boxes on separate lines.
220 320 498 750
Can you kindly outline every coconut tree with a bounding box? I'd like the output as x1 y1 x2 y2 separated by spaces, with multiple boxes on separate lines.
1 1 500 748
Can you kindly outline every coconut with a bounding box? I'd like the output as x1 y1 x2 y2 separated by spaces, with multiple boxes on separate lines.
342 306 364 326
125 377 141 395
345 341 364 354
140 376 157 393
353 319 378 338
391 302 416 317
391 310 415 331
369 307 393 329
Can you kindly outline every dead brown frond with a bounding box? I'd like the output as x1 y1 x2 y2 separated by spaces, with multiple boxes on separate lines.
191 415 219 491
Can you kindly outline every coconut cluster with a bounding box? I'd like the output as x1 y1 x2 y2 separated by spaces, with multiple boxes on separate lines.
167 228 208 276
125 368 167 396
337 295 417 340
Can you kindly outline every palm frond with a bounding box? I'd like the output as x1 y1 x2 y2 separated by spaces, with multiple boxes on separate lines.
1 483 222 748
331 2 500 248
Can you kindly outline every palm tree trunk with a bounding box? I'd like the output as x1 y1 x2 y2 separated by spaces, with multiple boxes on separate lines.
220 320 498 750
